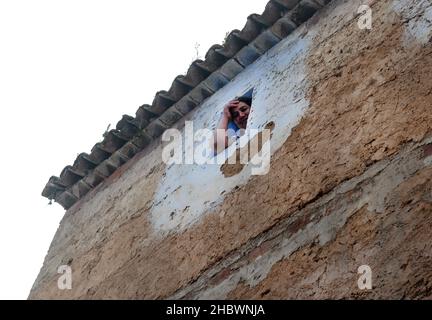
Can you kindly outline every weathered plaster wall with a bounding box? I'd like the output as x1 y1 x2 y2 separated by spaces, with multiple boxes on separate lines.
30 0 432 299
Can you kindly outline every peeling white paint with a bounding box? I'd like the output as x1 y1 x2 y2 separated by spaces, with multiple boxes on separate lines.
149 0 432 235
150 0 432 234
393 0 432 45
149 29 314 235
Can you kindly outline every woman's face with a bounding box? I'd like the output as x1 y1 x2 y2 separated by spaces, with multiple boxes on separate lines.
232 102 250 129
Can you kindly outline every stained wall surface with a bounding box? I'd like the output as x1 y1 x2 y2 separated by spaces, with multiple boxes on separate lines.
30 0 432 299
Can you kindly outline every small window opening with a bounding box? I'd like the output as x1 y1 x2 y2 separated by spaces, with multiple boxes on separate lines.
212 88 254 155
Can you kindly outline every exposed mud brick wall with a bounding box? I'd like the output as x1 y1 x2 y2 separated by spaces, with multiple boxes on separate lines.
30 0 432 299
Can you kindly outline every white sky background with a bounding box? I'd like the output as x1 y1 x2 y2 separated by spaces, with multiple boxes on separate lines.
0 0 267 299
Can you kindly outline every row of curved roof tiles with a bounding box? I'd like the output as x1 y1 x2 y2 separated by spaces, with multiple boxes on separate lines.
42 0 332 209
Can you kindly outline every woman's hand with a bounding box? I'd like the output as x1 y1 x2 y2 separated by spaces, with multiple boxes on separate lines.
213 100 239 153
222 100 239 120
